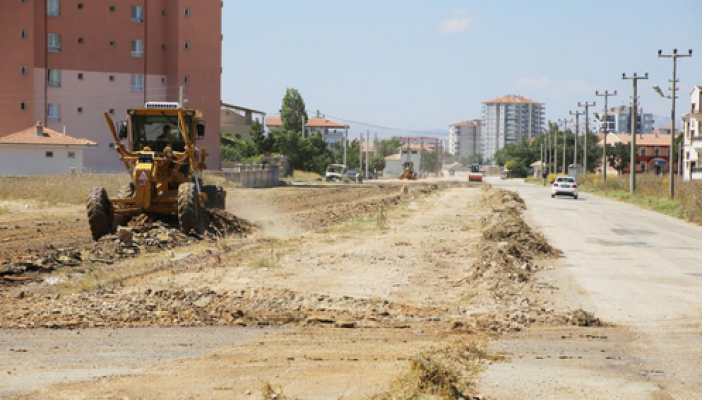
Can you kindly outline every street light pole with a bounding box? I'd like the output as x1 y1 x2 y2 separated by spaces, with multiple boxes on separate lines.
578 101 596 173
570 110 585 174
658 48 693 199
622 73 649 194
596 90 617 182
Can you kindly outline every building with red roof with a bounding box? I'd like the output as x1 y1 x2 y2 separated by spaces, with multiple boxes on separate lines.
0 121 96 176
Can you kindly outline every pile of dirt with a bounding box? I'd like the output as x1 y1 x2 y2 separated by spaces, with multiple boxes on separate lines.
0 210 253 283
0 286 448 330
472 188 559 284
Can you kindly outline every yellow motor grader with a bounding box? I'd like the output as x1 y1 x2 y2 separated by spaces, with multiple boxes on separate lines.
87 103 225 240
400 161 417 180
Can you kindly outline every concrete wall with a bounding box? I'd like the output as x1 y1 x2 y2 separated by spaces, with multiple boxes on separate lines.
219 164 279 188
0 145 85 176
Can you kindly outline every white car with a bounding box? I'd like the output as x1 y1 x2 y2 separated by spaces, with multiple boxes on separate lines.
551 177 579 199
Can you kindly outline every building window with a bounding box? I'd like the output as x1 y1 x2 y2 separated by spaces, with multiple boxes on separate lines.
68 151 76 159
78 73 84 80
161 10 166 16
109 143 115 149
77 3 83 9
47 69 61 87
161 77 166 84
47 0 60 16
20 102 27 110
46 151 54 158
77 107 83 113
109 40 116 48
20 66 28 75
131 40 144 57
109 75 115 82
640 147 647 156
78 37 84 44
48 34 61 52
654 147 660 157
130 74 144 91
161 44 166 50
109 109 115 115
184 7 191 16
640 161 646 172
48 104 61 121
109 5 116 12
184 75 189 85
21 0 28 3
184 41 190 50
131 5 144 23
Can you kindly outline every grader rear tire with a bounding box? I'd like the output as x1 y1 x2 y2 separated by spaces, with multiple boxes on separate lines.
86 188 114 241
178 183 203 235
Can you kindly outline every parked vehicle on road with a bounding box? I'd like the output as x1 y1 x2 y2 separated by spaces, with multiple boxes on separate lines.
551 176 579 199
325 164 347 182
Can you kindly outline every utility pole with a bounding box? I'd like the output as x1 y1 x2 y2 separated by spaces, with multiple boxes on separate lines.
559 118 573 174
302 115 306 139
359 133 363 171
658 49 693 199
578 101 596 173
552 125 558 175
622 72 648 194
570 110 585 174
343 128 348 166
365 130 370 178
596 90 617 182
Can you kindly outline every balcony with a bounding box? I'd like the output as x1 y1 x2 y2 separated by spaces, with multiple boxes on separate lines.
691 166 702 181
692 136 702 150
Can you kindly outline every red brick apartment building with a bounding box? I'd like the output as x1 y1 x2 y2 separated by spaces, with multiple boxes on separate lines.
0 0 222 171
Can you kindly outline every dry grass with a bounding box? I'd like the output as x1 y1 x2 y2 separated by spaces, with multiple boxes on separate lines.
579 174 702 224
291 170 324 182
0 173 129 206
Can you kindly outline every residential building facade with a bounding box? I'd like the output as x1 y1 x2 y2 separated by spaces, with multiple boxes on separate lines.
221 103 266 141
266 114 349 147
598 132 674 175
682 86 702 181
595 106 654 134
0 0 223 172
448 119 481 159
482 95 545 162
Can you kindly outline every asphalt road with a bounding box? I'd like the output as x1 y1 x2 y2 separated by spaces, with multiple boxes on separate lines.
488 178 702 399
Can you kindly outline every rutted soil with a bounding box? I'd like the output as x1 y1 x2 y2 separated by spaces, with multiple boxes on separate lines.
0 182 598 399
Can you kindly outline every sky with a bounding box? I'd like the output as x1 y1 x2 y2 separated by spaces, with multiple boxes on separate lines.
222 0 702 138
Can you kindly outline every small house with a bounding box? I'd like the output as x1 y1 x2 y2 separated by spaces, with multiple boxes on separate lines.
0 122 97 176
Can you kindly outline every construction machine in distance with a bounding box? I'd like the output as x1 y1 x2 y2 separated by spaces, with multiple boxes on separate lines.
400 161 417 180
86 102 226 241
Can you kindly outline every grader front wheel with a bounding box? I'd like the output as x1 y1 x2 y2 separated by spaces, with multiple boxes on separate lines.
86 188 114 241
178 183 204 235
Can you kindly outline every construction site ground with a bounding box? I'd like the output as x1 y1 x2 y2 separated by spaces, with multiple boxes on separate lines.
0 178 693 399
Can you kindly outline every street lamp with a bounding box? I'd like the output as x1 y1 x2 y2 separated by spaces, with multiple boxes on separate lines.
658 48 693 199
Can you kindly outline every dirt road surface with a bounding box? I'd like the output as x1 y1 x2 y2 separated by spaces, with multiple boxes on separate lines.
483 178 702 400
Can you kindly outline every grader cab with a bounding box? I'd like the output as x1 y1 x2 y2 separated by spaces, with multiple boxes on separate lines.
87 103 226 240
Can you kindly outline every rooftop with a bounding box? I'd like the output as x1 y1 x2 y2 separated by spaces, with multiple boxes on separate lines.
266 116 348 129
450 120 479 127
0 122 97 147
484 95 542 105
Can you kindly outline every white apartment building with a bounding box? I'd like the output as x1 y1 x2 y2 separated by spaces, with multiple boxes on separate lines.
594 106 655 134
448 119 481 158
682 86 702 181
482 95 544 162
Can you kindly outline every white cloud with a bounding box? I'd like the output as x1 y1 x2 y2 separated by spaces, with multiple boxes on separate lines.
439 16 471 34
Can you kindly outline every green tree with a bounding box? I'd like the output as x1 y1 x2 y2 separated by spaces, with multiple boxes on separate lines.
250 120 275 154
220 137 259 162
281 88 308 133
505 158 527 178
420 151 438 172
607 142 630 175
